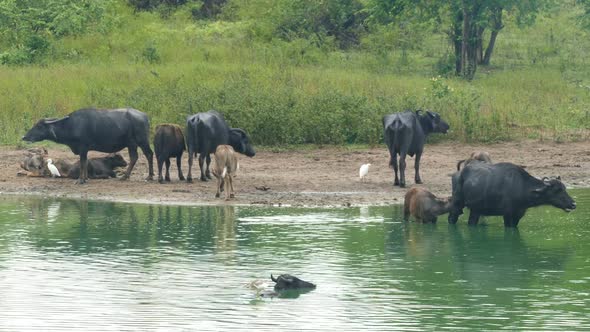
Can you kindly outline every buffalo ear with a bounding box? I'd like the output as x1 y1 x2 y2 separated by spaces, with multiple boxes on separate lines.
556 175 561 180
415 109 423 116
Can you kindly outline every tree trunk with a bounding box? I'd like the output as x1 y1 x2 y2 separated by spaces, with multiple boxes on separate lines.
461 0 469 77
482 6 503 66
452 11 463 75
476 26 484 64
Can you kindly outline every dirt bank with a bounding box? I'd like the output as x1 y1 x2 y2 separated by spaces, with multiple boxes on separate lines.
1 141 589 207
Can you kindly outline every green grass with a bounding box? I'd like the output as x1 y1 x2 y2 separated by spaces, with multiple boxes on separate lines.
2 2 590 146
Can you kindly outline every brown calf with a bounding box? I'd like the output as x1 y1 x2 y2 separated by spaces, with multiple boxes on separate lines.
456 151 492 171
404 187 452 223
154 124 186 183
211 145 239 200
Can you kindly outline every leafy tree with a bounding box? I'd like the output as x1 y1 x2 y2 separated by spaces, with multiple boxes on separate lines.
578 0 590 29
0 0 114 64
366 0 548 80
127 0 188 12
272 0 367 49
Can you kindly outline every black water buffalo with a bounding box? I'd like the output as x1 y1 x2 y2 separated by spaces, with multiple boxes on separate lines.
57 154 128 179
154 124 186 183
271 274 316 290
383 110 449 187
448 162 576 227
186 110 255 182
22 108 154 184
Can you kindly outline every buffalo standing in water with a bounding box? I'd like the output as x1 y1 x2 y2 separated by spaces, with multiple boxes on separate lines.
383 110 449 187
22 108 154 184
448 162 576 227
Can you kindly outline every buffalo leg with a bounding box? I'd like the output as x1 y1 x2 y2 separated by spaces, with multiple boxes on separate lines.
165 159 171 182
122 146 139 180
414 151 423 184
157 157 165 183
229 175 235 199
224 175 232 200
139 143 154 181
215 175 222 198
403 201 410 221
398 152 407 188
198 153 208 182
205 154 212 179
467 210 480 225
77 151 88 185
176 154 185 181
504 210 525 227
391 153 400 186
187 149 195 182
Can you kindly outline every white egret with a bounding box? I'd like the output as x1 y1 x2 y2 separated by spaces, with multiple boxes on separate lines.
359 163 371 182
47 159 61 178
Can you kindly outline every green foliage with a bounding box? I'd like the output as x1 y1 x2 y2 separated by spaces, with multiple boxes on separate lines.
0 0 115 65
0 0 589 146
270 0 366 49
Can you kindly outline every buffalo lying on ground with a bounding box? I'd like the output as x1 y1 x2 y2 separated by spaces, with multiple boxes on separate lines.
404 187 452 223
383 110 449 187
154 124 186 183
448 162 576 227
55 154 128 179
185 110 255 182
456 151 493 170
20 148 48 177
271 274 316 290
22 108 154 184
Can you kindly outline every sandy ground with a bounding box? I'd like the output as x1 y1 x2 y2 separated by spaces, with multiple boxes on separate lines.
1 141 589 207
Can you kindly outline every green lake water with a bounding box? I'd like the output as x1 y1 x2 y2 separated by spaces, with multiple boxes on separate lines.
0 190 589 331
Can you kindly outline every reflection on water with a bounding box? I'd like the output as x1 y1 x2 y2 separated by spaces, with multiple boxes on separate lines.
0 191 589 331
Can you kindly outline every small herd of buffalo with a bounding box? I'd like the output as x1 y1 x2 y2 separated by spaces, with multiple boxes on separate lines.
22 107 577 227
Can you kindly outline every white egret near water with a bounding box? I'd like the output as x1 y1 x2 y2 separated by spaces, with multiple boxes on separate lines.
47 159 61 178
359 163 371 182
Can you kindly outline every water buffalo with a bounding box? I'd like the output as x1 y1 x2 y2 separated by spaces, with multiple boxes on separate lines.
22 108 154 184
456 151 493 170
211 145 239 200
56 154 128 179
271 274 316 290
448 162 576 227
20 149 48 177
186 110 255 182
404 187 452 223
154 124 186 183
383 110 449 188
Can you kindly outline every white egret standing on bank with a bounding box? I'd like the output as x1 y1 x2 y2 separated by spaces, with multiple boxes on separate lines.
47 159 61 178
359 163 371 182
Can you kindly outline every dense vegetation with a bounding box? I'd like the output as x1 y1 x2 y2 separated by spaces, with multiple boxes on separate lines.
0 0 589 146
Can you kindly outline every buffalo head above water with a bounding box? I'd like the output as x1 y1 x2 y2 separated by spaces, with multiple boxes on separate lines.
271 274 316 291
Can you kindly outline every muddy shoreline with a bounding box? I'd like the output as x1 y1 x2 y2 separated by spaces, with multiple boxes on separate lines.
1 141 589 207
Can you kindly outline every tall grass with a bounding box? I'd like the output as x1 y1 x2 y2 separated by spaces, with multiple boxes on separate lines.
1 3 589 146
